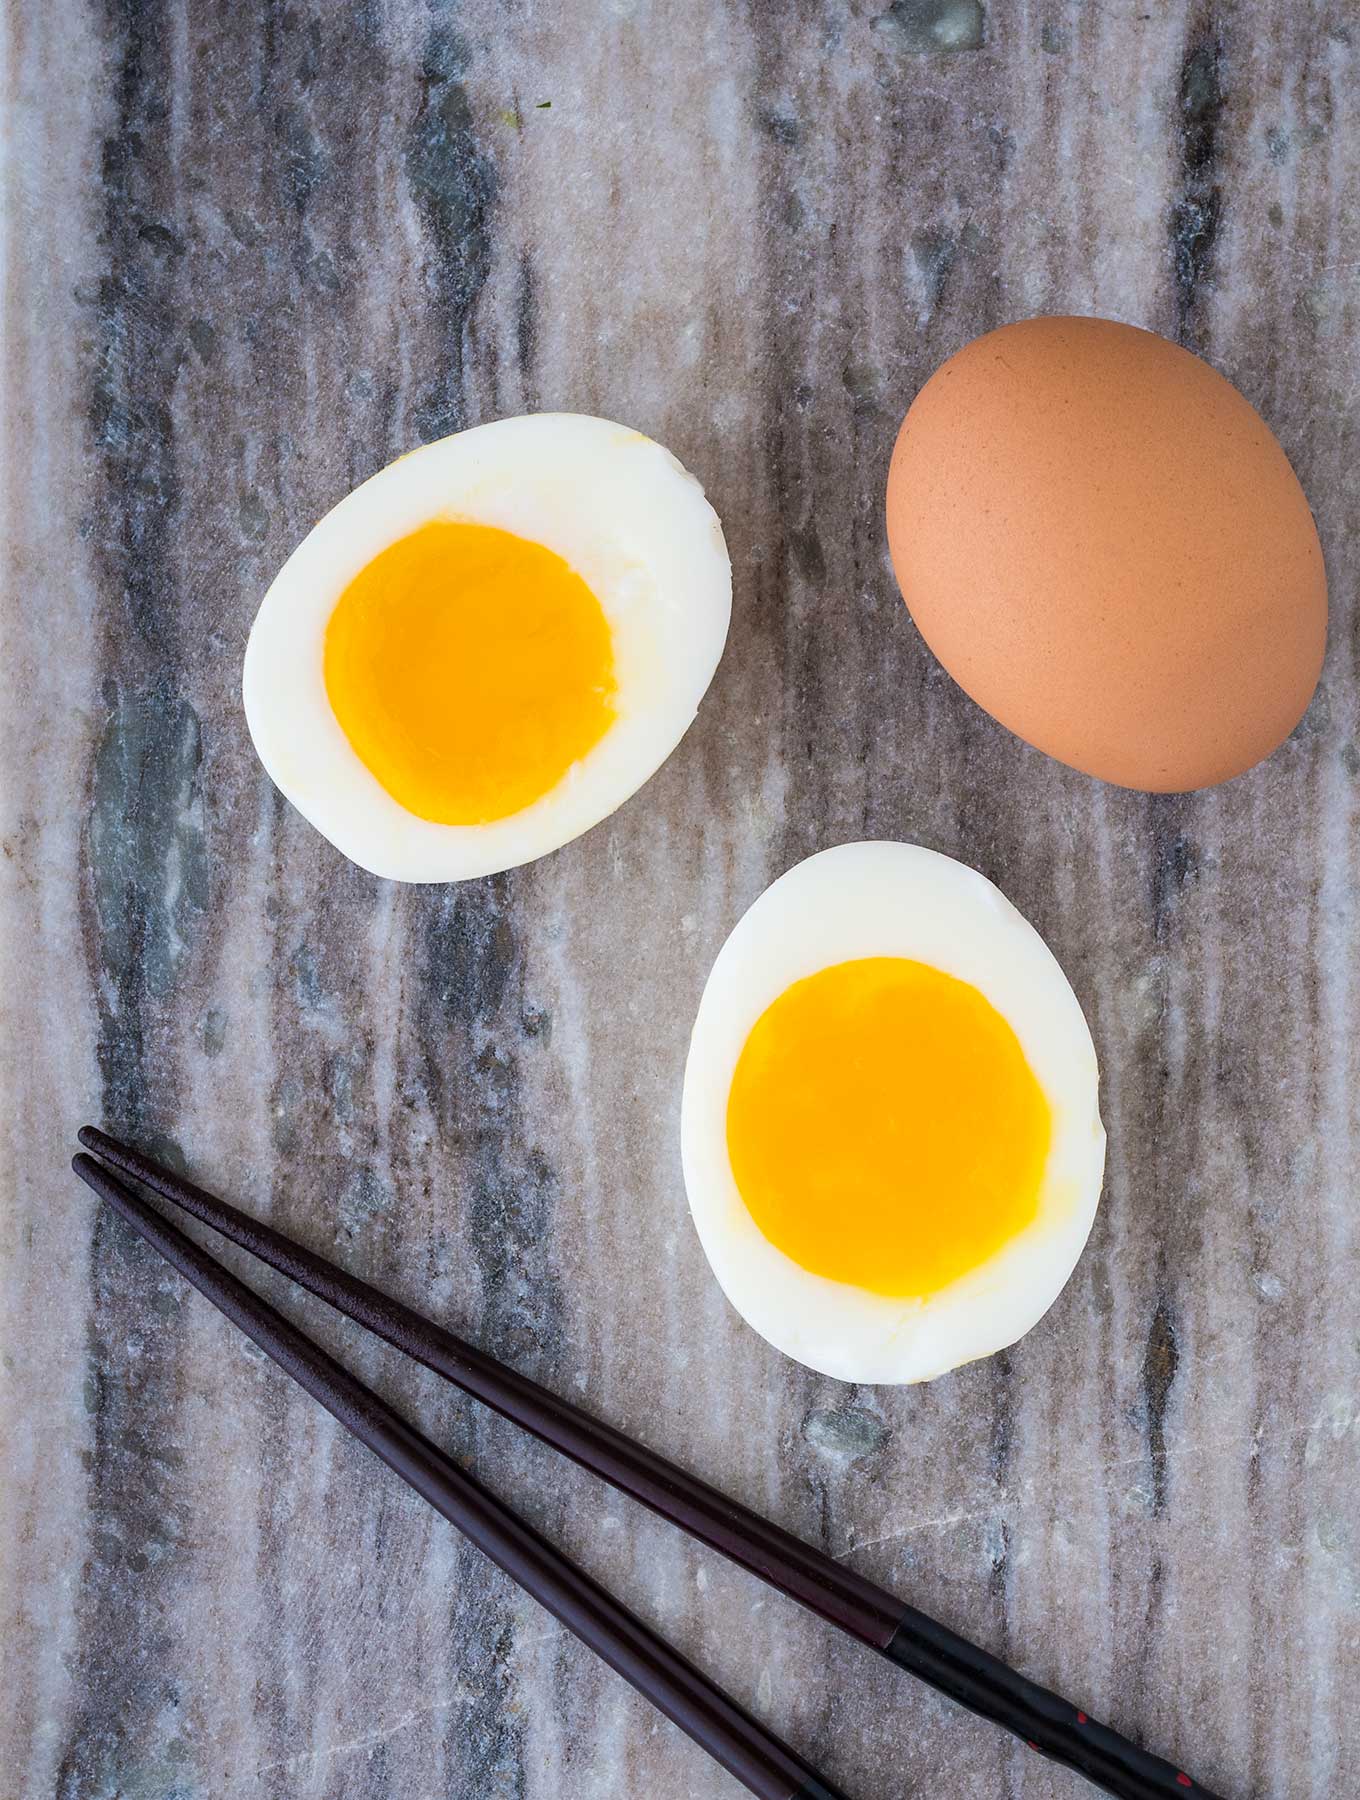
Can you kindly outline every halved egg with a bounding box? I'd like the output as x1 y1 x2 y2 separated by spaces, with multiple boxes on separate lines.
680 842 1105 1384
244 414 731 882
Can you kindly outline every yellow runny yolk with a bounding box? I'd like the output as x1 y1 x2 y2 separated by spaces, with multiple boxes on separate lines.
725 957 1051 1298
324 521 617 825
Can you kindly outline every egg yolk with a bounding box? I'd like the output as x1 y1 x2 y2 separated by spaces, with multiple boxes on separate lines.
726 957 1051 1298
324 521 617 825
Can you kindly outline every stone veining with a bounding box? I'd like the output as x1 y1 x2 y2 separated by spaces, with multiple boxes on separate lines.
4 5 1360 1798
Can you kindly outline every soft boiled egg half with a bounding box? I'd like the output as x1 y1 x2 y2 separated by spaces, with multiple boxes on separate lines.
244 414 731 882
681 843 1105 1384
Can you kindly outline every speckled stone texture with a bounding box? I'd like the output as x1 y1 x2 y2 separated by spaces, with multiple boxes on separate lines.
3 3 1359 1797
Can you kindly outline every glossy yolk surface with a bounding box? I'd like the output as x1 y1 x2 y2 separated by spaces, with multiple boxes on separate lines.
726 957 1051 1297
324 521 617 825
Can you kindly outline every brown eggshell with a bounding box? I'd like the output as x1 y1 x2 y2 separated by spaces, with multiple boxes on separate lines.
885 316 1327 792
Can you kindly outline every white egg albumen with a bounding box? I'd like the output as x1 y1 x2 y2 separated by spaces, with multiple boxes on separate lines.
243 414 731 882
681 842 1106 1384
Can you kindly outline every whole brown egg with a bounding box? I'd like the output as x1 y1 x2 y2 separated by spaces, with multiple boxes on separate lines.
884 316 1327 791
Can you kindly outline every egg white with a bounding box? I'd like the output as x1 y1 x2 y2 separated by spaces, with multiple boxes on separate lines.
243 414 731 882
680 842 1105 1384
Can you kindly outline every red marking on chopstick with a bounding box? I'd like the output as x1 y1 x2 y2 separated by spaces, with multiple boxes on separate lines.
1026 1741 1039 1752
1177 1778 1192 1789
1076 1711 1088 1725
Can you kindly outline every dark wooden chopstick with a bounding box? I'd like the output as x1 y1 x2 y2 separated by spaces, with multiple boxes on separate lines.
78 1127 1226 1800
72 1150 846 1800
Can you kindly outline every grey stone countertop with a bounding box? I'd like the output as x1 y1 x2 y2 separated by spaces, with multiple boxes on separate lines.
4 4 1359 1797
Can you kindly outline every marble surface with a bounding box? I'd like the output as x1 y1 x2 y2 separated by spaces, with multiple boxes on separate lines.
3 3 1360 1796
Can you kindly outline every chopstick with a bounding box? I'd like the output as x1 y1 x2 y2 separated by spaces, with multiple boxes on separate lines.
78 1127 1225 1800
72 1150 847 1800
